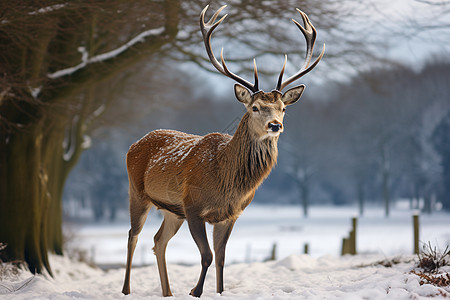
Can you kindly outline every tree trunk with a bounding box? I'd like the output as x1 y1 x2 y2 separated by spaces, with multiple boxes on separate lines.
422 195 432 214
0 102 82 274
296 166 310 218
441 156 450 212
380 145 391 218
301 182 309 218
0 122 45 273
382 168 390 218
357 181 364 216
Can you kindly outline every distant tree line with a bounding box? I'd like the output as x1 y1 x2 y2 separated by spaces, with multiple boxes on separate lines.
283 59 450 216
64 59 450 220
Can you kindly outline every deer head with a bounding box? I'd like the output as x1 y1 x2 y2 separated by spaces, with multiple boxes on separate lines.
200 5 325 139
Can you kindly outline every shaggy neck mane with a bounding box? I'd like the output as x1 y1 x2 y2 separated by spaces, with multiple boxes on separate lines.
218 112 278 196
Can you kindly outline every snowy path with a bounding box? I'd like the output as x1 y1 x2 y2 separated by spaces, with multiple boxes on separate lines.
1 254 449 299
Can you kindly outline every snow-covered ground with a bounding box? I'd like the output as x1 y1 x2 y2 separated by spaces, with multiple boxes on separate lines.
1 252 449 299
71 204 449 266
1 205 449 299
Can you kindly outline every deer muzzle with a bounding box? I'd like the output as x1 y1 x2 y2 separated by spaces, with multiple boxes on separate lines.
268 122 282 132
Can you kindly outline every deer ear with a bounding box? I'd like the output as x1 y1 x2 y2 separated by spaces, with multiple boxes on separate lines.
282 85 305 106
234 84 252 105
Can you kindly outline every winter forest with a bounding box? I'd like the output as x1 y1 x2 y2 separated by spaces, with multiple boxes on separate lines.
1 0 450 299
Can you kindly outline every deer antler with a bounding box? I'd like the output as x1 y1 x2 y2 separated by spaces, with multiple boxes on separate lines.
200 5 260 93
276 9 325 91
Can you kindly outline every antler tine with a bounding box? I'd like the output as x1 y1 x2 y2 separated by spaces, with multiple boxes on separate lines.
253 59 259 91
293 9 315 69
276 55 287 91
204 4 226 26
200 5 259 93
277 9 325 91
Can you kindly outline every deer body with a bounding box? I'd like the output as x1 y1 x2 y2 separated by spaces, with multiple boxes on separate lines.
122 5 324 298
129 113 277 223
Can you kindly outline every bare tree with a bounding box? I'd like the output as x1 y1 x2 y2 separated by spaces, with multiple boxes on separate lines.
0 0 181 275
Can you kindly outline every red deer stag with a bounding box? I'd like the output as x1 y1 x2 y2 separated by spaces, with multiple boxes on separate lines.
122 5 324 297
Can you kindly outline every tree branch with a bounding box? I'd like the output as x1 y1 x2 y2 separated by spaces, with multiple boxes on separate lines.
43 0 180 104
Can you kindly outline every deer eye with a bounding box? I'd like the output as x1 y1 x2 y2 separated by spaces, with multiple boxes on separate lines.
282 107 286 112
252 106 259 112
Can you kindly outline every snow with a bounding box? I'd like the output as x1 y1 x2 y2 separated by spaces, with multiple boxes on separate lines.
29 86 42 99
81 135 92 149
1 253 449 299
47 27 165 79
28 4 67 16
144 130 201 172
62 115 79 162
1 205 449 299
88 27 164 63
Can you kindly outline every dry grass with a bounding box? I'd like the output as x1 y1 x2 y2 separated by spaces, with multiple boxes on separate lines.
417 242 449 273
356 256 414 268
411 242 450 288
0 243 23 281
411 270 450 287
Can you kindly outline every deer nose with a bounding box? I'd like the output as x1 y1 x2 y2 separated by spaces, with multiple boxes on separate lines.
268 122 282 132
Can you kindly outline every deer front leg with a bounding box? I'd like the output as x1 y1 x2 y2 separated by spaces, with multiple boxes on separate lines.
213 219 235 294
186 214 213 297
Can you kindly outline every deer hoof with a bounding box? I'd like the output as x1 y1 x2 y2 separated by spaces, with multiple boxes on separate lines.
189 287 202 298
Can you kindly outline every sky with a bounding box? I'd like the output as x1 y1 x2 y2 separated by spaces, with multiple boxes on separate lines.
365 0 449 68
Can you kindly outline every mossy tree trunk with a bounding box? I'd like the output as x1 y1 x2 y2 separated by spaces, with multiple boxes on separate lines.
0 113 78 274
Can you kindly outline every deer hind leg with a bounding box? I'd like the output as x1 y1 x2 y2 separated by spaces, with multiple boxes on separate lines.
122 193 152 295
213 219 235 294
153 211 184 297
187 215 213 298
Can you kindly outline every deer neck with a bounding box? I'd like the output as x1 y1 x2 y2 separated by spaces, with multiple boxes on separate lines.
219 112 279 195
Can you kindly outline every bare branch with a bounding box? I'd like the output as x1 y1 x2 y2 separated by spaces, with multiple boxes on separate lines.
48 27 165 79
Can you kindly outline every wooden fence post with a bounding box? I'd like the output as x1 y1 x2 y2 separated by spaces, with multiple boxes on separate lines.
342 217 358 255
341 237 350 255
304 243 309 255
413 213 420 254
269 243 277 261
350 217 357 255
